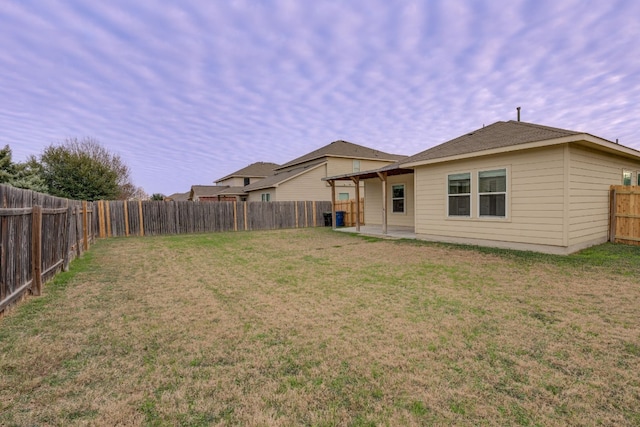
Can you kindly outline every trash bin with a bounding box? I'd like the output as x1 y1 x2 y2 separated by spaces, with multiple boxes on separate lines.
323 212 332 227
335 211 345 227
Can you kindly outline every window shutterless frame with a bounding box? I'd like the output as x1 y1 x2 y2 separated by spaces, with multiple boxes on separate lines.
478 169 507 218
391 184 405 213
623 170 632 185
447 172 471 217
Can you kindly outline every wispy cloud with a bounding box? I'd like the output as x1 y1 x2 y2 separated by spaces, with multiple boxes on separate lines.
1 0 639 194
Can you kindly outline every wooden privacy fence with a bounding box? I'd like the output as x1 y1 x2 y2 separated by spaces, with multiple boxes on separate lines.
334 198 365 227
0 185 96 314
610 185 640 245
95 200 333 237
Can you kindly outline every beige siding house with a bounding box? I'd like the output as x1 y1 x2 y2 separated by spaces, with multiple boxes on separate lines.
327 121 640 254
243 140 405 202
215 162 279 188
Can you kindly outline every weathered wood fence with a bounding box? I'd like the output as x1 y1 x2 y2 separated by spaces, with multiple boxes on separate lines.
334 198 365 227
0 185 96 314
94 200 332 237
610 185 640 245
1 187 331 314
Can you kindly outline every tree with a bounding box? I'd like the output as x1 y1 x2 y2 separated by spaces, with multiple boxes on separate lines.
0 145 48 192
0 145 15 183
39 138 134 200
150 193 165 201
12 155 48 192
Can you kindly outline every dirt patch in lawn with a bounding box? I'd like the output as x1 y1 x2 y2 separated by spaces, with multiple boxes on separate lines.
1 228 639 426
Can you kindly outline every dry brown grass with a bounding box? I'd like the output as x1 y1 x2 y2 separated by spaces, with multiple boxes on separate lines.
1 228 639 426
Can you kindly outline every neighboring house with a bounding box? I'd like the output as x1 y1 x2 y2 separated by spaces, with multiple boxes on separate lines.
215 162 280 187
164 192 190 201
325 120 640 254
243 140 406 202
189 185 232 201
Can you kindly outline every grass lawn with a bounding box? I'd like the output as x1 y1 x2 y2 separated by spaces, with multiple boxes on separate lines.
1 228 639 426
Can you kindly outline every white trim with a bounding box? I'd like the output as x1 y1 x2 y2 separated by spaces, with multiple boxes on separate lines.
391 183 406 214
477 168 507 219
446 171 472 218
403 134 640 168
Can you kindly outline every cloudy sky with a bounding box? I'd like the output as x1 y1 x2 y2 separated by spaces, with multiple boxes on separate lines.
2 1 639 195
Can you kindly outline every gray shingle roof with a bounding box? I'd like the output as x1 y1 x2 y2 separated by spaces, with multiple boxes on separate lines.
244 161 325 191
215 162 280 183
400 121 582 166
276 140 406 170
190 185 228 197
166 192 190 201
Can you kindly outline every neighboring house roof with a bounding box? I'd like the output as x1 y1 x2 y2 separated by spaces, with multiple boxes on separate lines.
165 192 190 201
215 162 280 183
244 161 326 192
218 186 247 196
276 140 406 171
401 121 602 167
190 185 228 200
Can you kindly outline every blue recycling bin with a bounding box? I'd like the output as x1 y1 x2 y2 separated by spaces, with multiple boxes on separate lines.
335 211 345 227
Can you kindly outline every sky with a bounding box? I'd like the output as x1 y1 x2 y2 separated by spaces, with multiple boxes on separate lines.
2 1 639 196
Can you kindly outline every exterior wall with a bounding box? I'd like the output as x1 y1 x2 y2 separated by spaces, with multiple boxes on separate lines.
363 175 414 227
414 146 568 250
217 177 258 187
568 144 640 249
247 189 275 202
326 157 397 177
277 164 335 201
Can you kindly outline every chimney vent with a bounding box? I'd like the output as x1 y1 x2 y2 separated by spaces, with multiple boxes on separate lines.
516 107 521 122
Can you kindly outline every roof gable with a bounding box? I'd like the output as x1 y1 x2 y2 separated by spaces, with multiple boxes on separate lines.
215 162 280 183
277 140 405 170
244 161 326 192
400 121 582 166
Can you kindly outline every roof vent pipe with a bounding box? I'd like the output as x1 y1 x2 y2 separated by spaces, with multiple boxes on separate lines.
516 106 521 122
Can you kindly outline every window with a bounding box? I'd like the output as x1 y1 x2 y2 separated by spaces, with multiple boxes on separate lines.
448 173 471 216
392 184 405 213
638 172 640 186
478 169 506 217
261 193 271 202
338 193 350 201
353 160 361 173
243 177 250 186
623 170 632 185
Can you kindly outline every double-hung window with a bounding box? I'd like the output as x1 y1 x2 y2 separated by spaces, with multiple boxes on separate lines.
478 169 506 217
448 173 471 216
392 184 405 213
623 170 632 186
261 193 271 202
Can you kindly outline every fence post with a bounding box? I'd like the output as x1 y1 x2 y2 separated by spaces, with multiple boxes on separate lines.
124 200 130 237
304 202 308 228
312 201 317 227
97 200 105 238
63 205 73 271
31 205 42 296
609 187 617 243
173 201 180 234
105 201 112 238
243 201 249 231
138 200 144 236
82 201 89 250
233 201 238 231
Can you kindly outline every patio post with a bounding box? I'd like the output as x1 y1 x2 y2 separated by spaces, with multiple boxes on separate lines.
377 172 388 234
351 176 360 231
329 180 336 229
